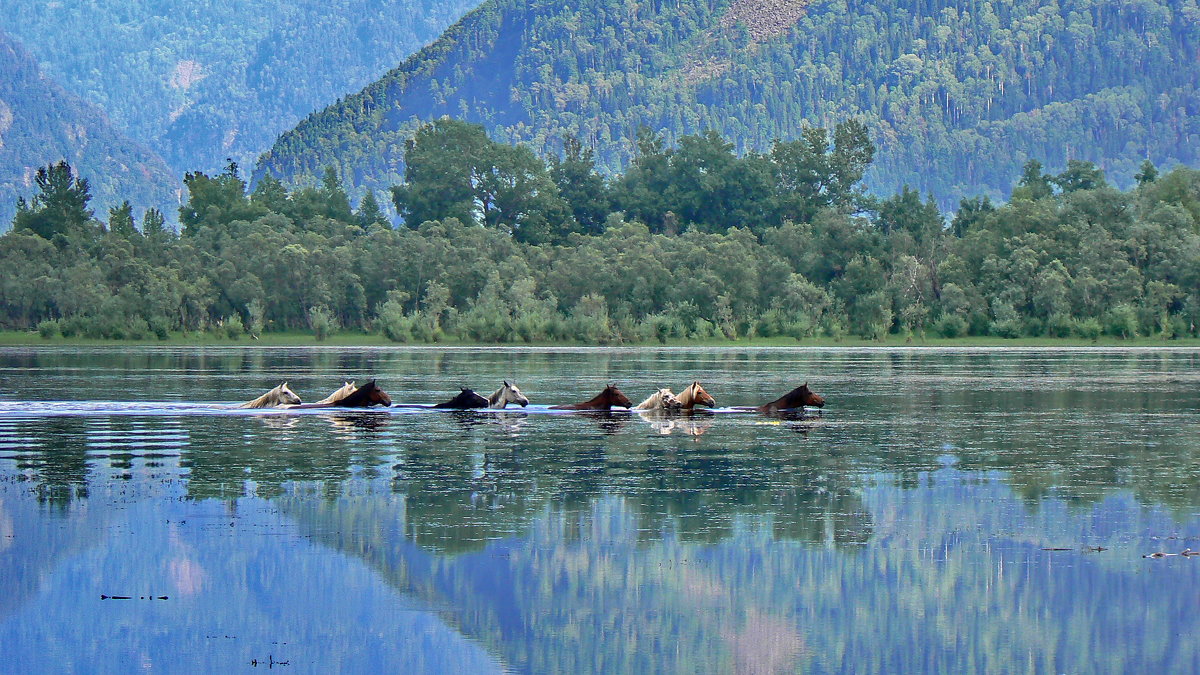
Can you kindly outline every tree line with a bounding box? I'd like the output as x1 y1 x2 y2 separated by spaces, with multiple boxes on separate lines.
3 119 1198 343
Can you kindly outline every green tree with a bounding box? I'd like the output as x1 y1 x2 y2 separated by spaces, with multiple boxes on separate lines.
13 161 95 239
357 189 388 230
549 136 610 235
391 119 491 228
108 201 136 237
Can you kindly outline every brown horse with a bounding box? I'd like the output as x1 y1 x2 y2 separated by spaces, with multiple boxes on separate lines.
676 381 716 409
432 388 490 409
756 383 824 413
551 384 633 410
337 380 392 407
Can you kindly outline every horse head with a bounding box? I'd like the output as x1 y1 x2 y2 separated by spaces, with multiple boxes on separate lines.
659 388 683 409
603 383 633 409
351 380 392 407
681 381 716 408
278 382 302 405
490 381 529 408
793 382 824 408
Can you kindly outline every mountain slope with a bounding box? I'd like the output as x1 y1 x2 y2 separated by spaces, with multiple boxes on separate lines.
256 0 1200 207
0 31 176 229
1 0 480 175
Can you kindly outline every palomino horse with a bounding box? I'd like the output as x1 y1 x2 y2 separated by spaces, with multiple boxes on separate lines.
488 381 529 409
551 384 633 410
432 388 490 409
675 381 716 409
238 382 302 408
634 388 683 410
756 383 825 413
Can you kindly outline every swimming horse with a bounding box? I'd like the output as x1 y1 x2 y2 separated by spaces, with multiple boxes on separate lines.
633 388 683 410
432 388 490 409
675 381 716 409
551 384 633 411
755 383 825 413
238 383 302 408
487 381 529 409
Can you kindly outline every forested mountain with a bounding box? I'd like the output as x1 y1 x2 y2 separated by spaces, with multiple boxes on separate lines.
257 0 1200 207
0 0 479 176
0 31 176 231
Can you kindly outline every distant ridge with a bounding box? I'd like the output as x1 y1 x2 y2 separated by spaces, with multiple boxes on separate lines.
0 31 177 229
256 0 1200 208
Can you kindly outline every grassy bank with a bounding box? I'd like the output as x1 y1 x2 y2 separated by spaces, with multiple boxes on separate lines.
2 330 1198 348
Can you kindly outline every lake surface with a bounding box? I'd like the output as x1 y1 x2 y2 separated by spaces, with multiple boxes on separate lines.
1 346 1199 673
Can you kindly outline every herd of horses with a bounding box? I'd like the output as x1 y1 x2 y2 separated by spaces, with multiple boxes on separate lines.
238 380 825 414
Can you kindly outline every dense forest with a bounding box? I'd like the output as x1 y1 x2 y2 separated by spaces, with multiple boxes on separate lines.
257 0 1200 210
1 0 478 175
3 120 1198 343
0 31 178 231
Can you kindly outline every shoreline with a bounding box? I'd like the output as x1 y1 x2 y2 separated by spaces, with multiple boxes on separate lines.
2 330 1198 349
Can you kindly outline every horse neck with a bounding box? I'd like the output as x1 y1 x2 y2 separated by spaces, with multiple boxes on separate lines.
342 385 379 406
244 391 273 408
488 388 510 408
677 386 695 407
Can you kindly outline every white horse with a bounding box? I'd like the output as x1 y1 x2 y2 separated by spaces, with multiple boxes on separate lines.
238 382 302 409
634 388 683 410
488 381 529 409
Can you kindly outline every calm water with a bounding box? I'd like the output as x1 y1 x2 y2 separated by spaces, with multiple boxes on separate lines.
1 346 1199 673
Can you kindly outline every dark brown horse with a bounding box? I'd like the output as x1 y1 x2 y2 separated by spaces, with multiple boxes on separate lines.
756 383 824 413
337 380 392 407
432 388 489 409
550 384 633 410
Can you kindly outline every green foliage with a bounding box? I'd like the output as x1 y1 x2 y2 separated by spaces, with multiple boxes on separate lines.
256 0 1200 212
6 138 1200 344
13 161 96 239
308 305 337 341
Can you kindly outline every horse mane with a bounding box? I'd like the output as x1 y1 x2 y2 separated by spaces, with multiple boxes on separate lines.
314 381 356 405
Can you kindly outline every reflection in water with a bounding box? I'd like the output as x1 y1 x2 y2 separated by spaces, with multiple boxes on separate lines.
1 347 1200 671
636 409 714 436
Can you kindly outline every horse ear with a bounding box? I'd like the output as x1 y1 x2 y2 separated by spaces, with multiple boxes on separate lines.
803 381 808 387
503 380 511 388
